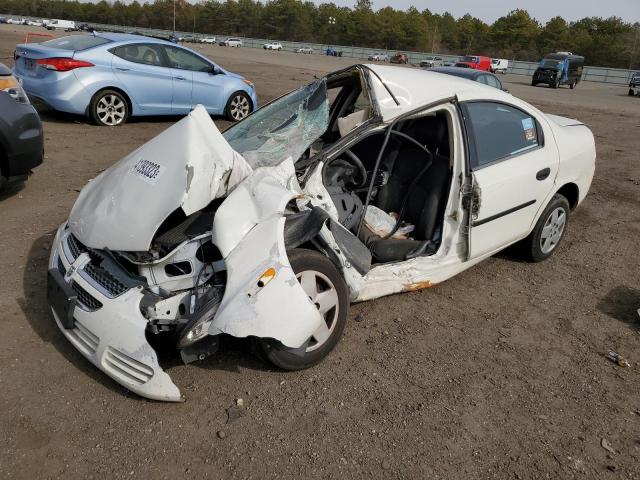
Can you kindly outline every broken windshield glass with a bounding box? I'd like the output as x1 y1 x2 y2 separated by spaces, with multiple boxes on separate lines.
223 79 329 169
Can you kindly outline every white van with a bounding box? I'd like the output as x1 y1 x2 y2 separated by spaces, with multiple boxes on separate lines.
46 19 76 31
491 58 509 74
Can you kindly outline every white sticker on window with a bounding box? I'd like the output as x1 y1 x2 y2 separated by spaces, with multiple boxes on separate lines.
131 159 164 184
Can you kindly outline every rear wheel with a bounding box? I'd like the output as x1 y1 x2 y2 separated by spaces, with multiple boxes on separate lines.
522 194 570 262
552 77 560 89
570 80 577 89
224 91 252 121
90 89 129 126
629 88 635 97
531 80 537 87
260 249 349 371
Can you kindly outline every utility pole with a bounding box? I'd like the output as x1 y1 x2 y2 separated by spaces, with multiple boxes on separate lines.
173 0 176 33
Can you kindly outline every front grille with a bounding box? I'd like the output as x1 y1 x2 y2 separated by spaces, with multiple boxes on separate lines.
57 256 66 276
84 262 128 297
72 281 103 311
67 233 87 260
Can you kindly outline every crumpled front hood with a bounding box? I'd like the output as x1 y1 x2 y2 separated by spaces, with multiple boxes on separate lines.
68 105 252 252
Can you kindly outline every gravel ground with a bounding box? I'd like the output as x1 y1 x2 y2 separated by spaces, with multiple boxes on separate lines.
1 25 639 480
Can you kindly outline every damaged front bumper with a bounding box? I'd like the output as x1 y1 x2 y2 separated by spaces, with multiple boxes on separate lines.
47 224 182 402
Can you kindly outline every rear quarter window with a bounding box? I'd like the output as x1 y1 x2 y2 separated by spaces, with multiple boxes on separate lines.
41 35 111 51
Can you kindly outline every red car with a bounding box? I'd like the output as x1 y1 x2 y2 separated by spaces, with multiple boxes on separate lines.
456 55 492 71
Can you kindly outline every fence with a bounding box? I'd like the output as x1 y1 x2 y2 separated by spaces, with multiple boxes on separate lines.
4 16 639 85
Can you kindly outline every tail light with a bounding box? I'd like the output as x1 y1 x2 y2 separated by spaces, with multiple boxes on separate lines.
36 58 94 72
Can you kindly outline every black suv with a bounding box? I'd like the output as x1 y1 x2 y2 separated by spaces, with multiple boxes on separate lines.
0 63 43 189
629 72 640 97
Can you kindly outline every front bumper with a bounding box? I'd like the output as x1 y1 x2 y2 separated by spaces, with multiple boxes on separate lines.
47 223 182 402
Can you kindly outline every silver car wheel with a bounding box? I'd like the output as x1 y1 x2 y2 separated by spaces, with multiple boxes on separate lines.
96 94 126 126
540 207 566 254
296 270 339 353
229 94 250 121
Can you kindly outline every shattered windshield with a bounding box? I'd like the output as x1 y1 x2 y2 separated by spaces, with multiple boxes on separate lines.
223 79 329 169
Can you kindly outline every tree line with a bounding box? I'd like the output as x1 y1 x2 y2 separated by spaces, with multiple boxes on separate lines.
2 0 639 69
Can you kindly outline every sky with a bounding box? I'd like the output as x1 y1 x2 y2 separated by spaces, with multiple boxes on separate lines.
339 0 640 24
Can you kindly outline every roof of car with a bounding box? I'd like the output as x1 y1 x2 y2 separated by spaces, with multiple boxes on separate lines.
94 31 173 45
365 64 510 120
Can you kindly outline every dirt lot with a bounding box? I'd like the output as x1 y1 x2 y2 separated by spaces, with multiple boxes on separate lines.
1 25 639 479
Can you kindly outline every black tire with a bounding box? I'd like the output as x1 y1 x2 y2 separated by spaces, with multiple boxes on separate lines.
260 248 349 371
89 89 129 126
224 91 253 122
629 89 635 97
531 80 537 87
522 194 570 262
552 78 560 89
570 80 577 89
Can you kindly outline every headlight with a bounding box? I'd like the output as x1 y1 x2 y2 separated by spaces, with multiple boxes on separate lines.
0 75 30 104
178 316 212 348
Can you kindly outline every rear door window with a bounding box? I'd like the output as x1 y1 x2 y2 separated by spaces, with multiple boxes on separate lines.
112 43 165 67
464 102 542 169
41 35 111 51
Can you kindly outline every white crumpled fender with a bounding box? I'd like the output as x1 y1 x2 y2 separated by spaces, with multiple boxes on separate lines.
209 159 324 347
68 105 252 252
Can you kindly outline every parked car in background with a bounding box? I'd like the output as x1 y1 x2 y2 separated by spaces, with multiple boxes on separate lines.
263 42 283 51
200 37 216 44
295 47 313 54
0 62 43 189
420 56 443 68
6 18 24 25
26 19 43 27
453 62 473 68
180 35 197 43
0 17 7 24
46 64 595 401
491 58 509 74
13 33 257 125
46 19 76 31
390 53 408 64
456 55 492 71
629 72 640 96
430 66 507 91
368 53 388 62
219 38 242 47
532 52 584 89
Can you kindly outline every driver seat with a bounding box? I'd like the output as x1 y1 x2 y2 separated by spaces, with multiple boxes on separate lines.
359 116 451 263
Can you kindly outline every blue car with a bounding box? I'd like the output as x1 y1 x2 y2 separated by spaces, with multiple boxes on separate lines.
13 33 257 126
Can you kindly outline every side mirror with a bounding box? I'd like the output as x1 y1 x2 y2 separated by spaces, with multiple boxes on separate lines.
210 65 221 75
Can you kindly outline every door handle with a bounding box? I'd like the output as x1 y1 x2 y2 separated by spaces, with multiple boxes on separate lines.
115 67 130 71
174 75 187 81
536 168 551 181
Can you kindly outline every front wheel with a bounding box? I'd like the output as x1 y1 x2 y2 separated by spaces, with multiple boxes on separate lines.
570 80 577 89
629 88 635 97
522 194 570 262
260 249 349 371
90 89 129 126
225 91 252 121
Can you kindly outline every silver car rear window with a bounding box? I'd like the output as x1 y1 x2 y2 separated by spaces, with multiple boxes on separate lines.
41 35 111 51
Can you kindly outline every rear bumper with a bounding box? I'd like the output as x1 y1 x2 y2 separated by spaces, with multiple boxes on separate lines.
15 70 91 115
48 224 182 402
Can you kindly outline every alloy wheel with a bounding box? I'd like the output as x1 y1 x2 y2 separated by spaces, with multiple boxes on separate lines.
296 270 339 352
540 207 566 254
229 94 250 121
96 94 126 126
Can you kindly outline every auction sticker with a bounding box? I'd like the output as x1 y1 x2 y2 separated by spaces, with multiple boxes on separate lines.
522 117 537 142
131 158 165 184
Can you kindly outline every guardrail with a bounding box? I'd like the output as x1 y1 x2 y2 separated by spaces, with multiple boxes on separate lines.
3 17 638 85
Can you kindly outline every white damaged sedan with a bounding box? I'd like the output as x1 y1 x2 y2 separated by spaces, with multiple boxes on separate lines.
47 65 596 401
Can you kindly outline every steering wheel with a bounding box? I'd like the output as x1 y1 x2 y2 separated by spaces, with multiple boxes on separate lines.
324 149 367 188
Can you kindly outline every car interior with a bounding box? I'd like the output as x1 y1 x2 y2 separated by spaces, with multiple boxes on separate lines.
317 70 454 265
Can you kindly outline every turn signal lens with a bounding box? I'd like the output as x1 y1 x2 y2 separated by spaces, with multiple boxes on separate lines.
243 79 254 89
257 268 276 288
0 75 30 104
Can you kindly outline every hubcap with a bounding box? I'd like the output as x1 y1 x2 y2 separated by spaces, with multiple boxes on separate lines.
296 270 339 352
540 207 566 254
96 94 126 126
230 95 250 121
